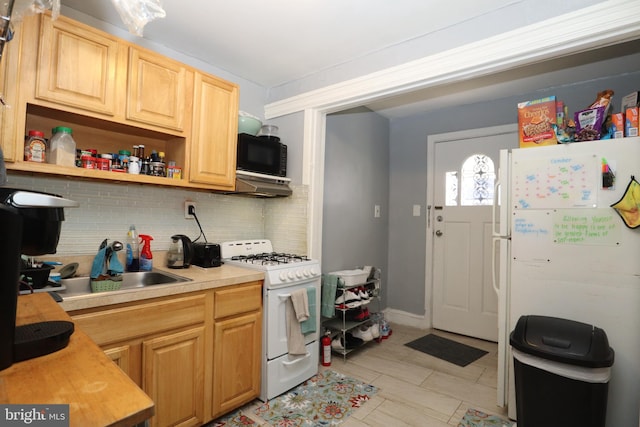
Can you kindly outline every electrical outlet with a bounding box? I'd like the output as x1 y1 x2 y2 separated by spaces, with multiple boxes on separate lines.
184 201 196 219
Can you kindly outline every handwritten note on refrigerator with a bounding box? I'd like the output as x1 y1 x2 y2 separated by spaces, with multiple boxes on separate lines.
512 154 598 209
553 209 620 245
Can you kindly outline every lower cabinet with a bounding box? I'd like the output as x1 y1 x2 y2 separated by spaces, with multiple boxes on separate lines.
212 311 261 418
70 282 263 426
143 327 206 427
211 282 262 419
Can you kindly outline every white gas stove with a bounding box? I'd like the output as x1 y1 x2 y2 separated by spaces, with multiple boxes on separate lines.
221 239 321 401
221 240 320 289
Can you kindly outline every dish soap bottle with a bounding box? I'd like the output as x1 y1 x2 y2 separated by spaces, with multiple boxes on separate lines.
139 234 153 271
126 225 140 272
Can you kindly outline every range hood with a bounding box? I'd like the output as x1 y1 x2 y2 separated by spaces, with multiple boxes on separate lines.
229 171 292 198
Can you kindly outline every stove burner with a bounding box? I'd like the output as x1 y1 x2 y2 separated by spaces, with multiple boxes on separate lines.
231 252 309 265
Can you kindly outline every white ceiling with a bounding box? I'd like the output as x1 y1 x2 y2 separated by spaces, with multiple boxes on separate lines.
60 0 516 87
57 0 640 119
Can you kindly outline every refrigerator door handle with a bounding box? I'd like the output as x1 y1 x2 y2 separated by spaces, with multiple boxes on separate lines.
492 175 508 238
491 236 500 296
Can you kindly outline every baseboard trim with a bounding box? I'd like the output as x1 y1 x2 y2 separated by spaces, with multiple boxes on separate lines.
382 308 431 330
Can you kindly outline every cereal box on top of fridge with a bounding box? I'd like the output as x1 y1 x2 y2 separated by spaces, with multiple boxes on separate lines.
517 96 558 148
626 107 639 137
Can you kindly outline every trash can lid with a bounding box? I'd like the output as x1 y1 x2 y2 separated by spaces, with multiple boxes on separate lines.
509 315 614 368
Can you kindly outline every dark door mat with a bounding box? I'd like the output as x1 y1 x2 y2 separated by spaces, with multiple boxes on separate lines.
405 334 488 367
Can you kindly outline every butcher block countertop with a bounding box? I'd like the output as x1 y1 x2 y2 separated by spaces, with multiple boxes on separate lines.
0 293 155 426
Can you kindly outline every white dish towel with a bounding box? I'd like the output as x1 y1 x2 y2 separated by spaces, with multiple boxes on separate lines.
286 289 309 355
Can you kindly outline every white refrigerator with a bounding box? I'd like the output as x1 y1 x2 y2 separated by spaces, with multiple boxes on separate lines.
494 137 640 426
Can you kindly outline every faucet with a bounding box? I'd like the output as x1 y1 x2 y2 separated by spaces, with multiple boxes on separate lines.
100 239 123 276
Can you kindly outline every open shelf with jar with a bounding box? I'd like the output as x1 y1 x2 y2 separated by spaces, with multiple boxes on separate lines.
8 103 191 187
1 12 238 192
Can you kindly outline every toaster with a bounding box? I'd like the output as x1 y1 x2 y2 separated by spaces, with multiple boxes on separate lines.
192 242 221 268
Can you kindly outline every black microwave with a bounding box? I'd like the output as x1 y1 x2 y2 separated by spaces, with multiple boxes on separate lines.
237 133 287 177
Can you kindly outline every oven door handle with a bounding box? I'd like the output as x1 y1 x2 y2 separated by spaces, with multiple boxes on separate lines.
281 352 311 366
278 294 291 300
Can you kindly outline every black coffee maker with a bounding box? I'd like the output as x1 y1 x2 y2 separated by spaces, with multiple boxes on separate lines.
0 187 78 371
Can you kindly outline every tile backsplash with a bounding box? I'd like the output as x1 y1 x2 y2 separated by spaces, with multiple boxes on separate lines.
6 174 308 256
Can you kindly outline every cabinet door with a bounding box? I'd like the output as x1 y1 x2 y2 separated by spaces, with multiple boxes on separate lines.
104 344 133 378
143 327 206 427
0 19 20 162
127 47 188 132
36 14 120 116
189 72 239 189
212 310 261 418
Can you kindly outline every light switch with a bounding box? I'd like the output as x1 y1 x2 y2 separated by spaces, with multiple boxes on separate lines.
413 204 421 216
374 205 381 218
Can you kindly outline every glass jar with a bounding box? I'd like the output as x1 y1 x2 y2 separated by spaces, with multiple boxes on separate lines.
24 130 47 163
49 126 77 167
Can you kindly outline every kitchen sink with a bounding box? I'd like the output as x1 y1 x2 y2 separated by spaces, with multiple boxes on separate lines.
60 270 192 297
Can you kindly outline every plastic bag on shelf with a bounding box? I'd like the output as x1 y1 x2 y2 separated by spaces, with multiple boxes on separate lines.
110 0 166 36
10 0 60 22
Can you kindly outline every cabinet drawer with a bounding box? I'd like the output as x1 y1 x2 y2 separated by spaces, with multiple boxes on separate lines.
71 292 207 346
214 282 262 319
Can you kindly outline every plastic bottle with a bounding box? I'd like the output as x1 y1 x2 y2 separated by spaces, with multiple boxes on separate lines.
139 235 153 271
126 225 140 272
49 126 76 167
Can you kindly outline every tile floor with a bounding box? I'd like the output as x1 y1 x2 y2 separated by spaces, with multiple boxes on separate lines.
237 324 510 426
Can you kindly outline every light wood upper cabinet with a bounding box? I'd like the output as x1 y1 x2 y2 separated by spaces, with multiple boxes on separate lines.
36 14 121 116
0 19 20 163
127 47 190 132
2 13 240 192
189 71 239 189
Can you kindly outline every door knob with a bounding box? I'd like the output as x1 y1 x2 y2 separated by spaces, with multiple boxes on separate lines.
435 230 443 237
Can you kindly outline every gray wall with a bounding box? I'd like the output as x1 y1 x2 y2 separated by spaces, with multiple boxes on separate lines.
387 67 640 317
323 107 389 305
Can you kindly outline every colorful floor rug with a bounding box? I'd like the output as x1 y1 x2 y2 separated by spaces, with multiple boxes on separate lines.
208 370 378 427
256 369 378 426
458 408 514 427
405 334 488 367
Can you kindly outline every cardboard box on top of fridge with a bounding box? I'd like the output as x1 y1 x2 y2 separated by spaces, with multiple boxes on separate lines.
611 113 624 139
517 96 558 148
621 91 639 112
626 107 639 137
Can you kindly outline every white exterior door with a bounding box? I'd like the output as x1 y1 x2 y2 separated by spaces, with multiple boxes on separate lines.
430 126 518 342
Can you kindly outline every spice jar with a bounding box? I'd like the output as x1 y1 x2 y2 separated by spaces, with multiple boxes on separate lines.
172 166 182 180
128 155 140 174
81 155 96 169
24 130 47 163
96 157 110 171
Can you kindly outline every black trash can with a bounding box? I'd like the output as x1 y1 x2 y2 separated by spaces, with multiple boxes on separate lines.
510 315 614 427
